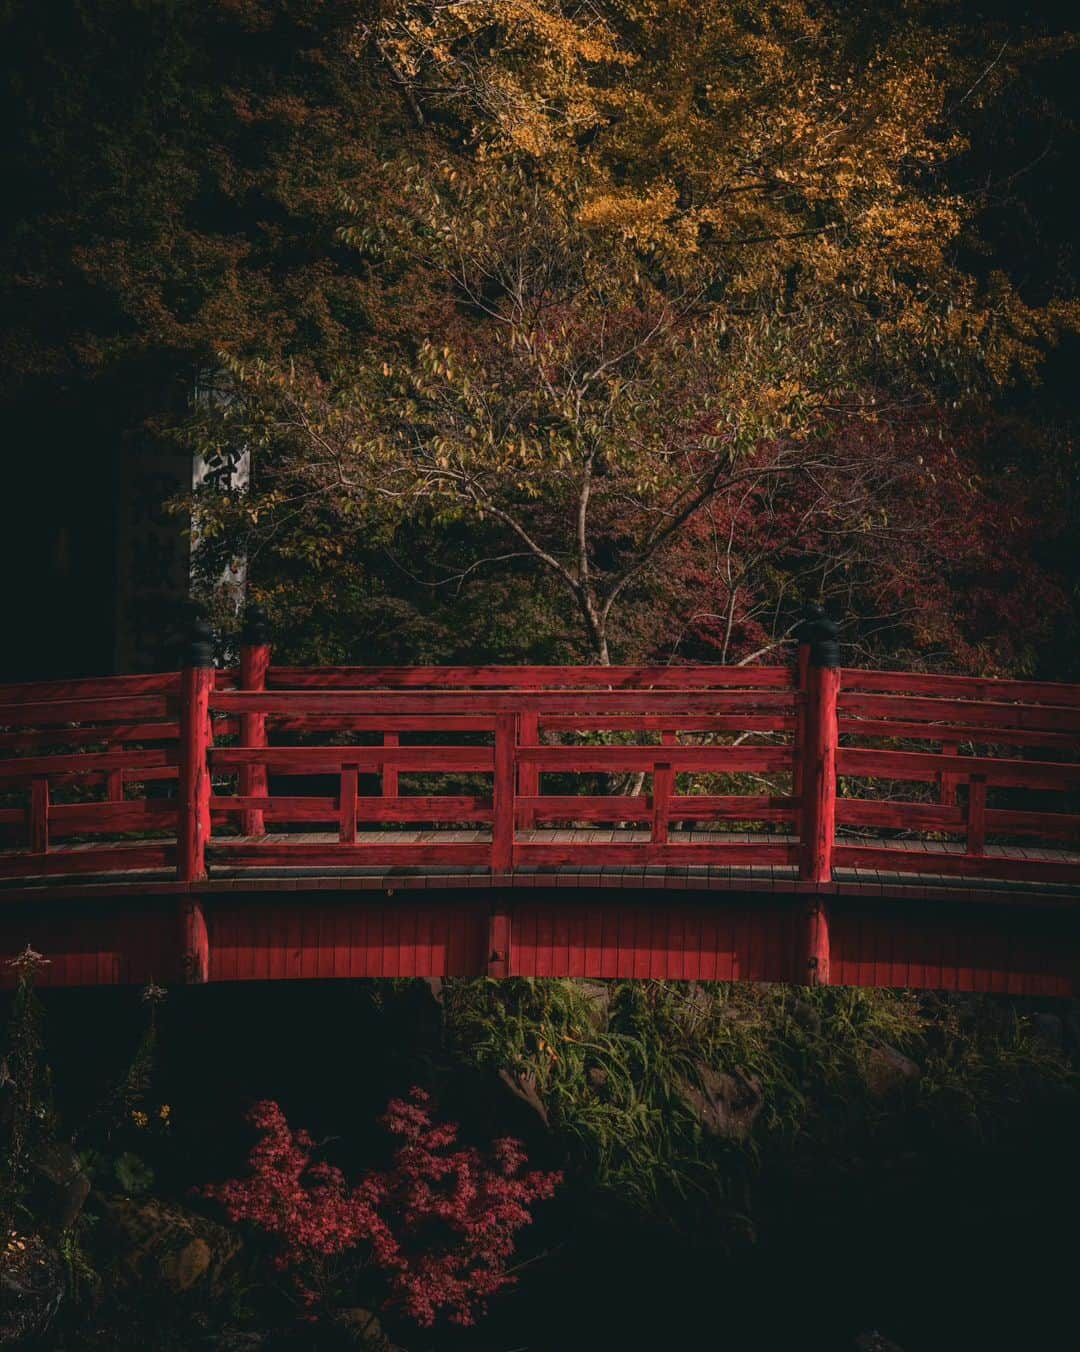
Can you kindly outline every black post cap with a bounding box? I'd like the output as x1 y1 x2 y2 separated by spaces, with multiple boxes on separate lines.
240 602 270 646
184 615 215 669
794 603 840 669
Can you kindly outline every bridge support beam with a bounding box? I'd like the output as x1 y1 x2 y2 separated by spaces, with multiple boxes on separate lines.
178 898 209 983
488 905 511 978
797 897 831 986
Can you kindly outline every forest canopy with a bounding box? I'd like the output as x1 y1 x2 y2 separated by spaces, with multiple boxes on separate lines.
3 0 1077 673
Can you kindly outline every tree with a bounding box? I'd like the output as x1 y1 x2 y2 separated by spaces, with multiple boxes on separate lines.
188 0 1078 664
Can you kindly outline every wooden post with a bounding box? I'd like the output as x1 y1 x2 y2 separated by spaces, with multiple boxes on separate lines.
492 713 517 875
518 711 539 829
382 733 399 800
661 729 680 830
487 906 511 978
803 898 831 987
238 605 271 837
178 898 210 984
177 619 214 883
795 606 840 985
938 739 960 807
340 763 359 844
966 773 987 858
29 777 49 855
651 761 673 845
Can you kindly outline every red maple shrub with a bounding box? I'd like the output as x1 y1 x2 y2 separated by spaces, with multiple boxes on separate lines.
199 1088 562 1327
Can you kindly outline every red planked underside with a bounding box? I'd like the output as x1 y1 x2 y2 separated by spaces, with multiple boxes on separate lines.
0 889 1075 995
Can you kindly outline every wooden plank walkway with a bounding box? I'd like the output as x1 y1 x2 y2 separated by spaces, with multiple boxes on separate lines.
1 831 1077 904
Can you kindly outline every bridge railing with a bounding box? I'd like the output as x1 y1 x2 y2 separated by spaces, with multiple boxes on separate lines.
0 608 1078 889
833 668 1080 886
208 676 801 874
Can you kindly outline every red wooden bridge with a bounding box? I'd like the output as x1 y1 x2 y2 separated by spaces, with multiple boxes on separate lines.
1 611 1078 993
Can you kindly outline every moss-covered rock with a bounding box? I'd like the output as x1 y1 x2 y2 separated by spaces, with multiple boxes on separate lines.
89 1195 241 1297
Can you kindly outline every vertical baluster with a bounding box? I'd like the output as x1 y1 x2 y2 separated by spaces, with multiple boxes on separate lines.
239 605 271 837
382 732 399 800
518 711 539 830
340 763 358 844
938 738 960 807
492 713 517 875
966 773 987 857
661 729 679 830
30 777 49 855
651 761 673 846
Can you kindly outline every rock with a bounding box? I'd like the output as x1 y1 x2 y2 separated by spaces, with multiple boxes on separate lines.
497 1067 549 1127
863 1045 921 1099
1030 1012 1064 1051
790 1000 823 1035
28 1140 91 1232
161 1237 213 1292
679 1065 764 1141
91 1195 241 1296
586 1065 608 1093
578 981 613 1032
333 1307 405 1350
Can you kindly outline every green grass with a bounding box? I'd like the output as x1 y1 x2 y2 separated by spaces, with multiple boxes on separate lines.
440 979 1078 1236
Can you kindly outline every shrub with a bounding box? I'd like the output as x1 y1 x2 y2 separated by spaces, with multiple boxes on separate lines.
200 1088 561 1327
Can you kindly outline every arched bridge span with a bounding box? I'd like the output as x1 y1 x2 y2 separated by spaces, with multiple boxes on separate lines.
1 613 1077 993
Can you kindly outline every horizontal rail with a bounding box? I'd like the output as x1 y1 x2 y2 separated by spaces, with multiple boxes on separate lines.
212 690 797 715
212 795 494 823
514 841 800 867
837 717 1077 750
0 673 180 704
211 842 492 868
840 668 1080 706
837 799 1080 841
0 748 178 782
267 714 498 733
838 692 1080 732
0 695 176 727
837 747 1080 790
211 746 495 773
520 794 797 822
0 721 186 752
518 745 792 772
266 664 796 689
0 844 175 879
833 844 1080 886
539 714 795 733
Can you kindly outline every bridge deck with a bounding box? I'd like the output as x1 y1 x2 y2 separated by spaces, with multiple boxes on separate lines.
2 834 1077 993
2 831 1077 905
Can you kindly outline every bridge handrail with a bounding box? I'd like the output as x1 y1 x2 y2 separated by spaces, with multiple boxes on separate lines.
0 610 1077 890
263 664 796 689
